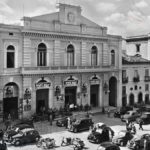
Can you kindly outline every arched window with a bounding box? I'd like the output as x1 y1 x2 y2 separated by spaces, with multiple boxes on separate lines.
37 43 47 66
67 44 74 66
7 45 15 68
91 46 97 66
111 50 115 66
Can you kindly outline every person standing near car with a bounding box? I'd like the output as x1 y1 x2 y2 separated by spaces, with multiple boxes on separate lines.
139 119 144 130
107 108 110 118
48 108 53 126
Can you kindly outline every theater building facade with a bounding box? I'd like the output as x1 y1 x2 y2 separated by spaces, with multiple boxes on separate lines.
0 3 122 119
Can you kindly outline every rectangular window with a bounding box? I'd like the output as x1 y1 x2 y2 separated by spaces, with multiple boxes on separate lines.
136 44 141 52
7 52 14 68
122 86 126 95
134 70 139 77
145 84 149 91
122 70 126 78
145 69 149 76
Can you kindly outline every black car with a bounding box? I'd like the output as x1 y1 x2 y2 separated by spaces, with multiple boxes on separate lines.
10 128 40 146
136 112 150 125
114 106 133 118
3 123 34 142
88 127 114 144
56 117 67 127
97 142 120 150
112 130 133 146
69 118 93 133
127 133 150 150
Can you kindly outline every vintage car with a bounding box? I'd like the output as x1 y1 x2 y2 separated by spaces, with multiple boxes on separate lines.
127 133 150 150
69 118 93 133
112 130 133 146
121 110 141 122
97 142 120 150
114 106 133 118
10 128 40 146
56 117 68 127
3 123 34 142
136 112 150 125
88 126 114 144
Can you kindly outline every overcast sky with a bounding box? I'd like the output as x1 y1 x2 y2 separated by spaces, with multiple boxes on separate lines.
1 0 150 37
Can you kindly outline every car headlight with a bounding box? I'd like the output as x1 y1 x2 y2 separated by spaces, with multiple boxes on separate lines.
97 146 105 150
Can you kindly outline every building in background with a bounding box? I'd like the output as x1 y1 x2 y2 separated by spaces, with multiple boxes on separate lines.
0 3 122 119
122 52 150 106
125 34 150 60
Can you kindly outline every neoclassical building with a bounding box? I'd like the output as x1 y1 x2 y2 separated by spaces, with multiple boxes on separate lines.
0 3 122 119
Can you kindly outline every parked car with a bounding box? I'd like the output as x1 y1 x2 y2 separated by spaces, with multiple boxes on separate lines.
3 123 34 142
12 118 34 127
127 133 150 150
112 130 134 146
121 110 141 122
136 112 150 125
56 117 67 127
69 118 93 133
88 126 114 144
10 128 40 146
97 141 120 150
114 106 133 118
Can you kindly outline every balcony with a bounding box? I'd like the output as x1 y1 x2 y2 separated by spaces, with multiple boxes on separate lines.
144 76 150 82
122 77 128 84
21 65 119 75
133 76 140 82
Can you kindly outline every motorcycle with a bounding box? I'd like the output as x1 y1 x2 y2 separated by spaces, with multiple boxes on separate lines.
72 138 85 150
61 137 74 146
36 137 55 149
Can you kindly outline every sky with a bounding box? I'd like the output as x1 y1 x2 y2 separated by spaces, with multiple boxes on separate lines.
1 0 150 37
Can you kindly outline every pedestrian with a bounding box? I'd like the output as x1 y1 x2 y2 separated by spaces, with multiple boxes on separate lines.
107 108 110 118
67 117 71 129
132 123 136 134
139 119 144 130
48 108 53 126
126 119 129 130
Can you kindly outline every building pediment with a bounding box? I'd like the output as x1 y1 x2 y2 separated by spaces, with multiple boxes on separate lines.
23 3 107 36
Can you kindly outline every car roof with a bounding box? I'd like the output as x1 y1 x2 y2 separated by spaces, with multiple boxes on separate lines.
78 118 92 121
100 142 117 147
143 112 150 115
21 128 35 133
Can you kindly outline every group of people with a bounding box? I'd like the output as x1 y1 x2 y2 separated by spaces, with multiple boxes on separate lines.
126 120 136 134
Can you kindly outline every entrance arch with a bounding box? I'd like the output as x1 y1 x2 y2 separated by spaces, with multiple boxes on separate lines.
109 77 117 107
35 77 51 114
3 82 19 120
129 93 134 106
138 92 143 103
145 94 149 104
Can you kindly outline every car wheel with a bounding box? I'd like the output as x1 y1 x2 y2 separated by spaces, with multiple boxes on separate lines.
35 137 40 142
134 144 140 150
14 140 21 146
120 141 124 146
73 128 78 133
96 139 99 144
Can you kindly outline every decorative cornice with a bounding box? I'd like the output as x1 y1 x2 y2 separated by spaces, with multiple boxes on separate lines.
22 30 108 42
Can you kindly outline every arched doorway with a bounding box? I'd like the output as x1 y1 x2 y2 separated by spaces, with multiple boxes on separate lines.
138 92 143 103
35 77 51 114
64 75 78 106
129 93 134 106
145 94 149 104
3 82 19 120
109 77 117 107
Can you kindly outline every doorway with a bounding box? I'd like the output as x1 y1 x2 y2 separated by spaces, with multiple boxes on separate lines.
36 89 49 114
65 87 77 106
90 85 99 107
3 97 18 120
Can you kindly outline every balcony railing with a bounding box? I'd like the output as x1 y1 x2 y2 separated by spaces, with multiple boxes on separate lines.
133 76 140 82
122 77 128 84
144 76 150 82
